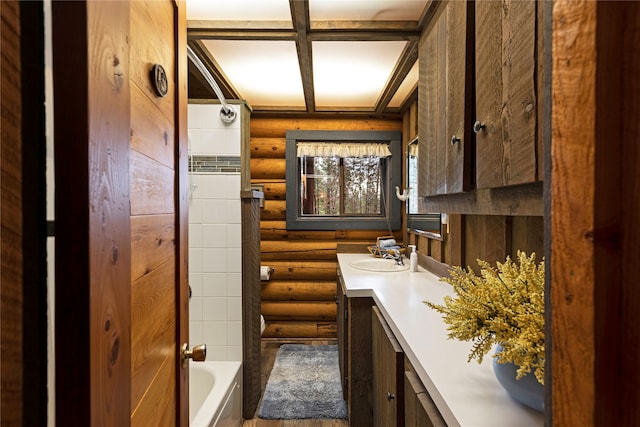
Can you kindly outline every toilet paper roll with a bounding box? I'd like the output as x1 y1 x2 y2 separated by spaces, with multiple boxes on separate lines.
260 266 271 281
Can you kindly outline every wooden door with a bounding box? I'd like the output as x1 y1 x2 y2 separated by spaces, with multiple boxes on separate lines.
52 1 189 425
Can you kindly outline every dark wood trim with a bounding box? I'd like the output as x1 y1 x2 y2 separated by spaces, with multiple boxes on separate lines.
1 1 24 424
376 40 419 114
242 196 263 418
51 2 91 424
175 1 189 425
187 39 240 100
418 182 544 216
19 1 48 425
289 0 315 113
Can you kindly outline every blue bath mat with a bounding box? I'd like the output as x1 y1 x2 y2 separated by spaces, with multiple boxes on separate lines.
258 344 348 420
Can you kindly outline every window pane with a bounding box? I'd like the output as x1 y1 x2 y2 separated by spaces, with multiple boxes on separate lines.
300 156 341 215
343 157 381 215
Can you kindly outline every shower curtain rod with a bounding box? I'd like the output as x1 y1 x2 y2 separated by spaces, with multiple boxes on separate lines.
187 45 237 123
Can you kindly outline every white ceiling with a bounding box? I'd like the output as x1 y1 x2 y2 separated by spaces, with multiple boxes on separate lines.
186 0 429 116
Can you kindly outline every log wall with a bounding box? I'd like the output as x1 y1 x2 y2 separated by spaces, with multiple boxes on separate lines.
251 117 403 339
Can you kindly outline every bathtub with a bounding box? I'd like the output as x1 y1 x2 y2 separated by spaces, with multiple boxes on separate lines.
190 361 242 427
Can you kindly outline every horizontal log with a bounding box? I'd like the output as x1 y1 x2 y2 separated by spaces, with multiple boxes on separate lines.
250 137 286 159
261 281 337 301
250 158 286 180
250 180 286 200
266 261 338 281
260 220 403 241
317 322 337 338
261 301 337 320
261 240 337 260
262 321 337 339
261 200 286 221
250 117 403 138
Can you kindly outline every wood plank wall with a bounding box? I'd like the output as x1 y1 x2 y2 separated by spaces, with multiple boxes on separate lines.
250 117 402 339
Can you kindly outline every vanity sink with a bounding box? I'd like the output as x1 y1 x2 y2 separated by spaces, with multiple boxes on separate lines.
349 258 410 272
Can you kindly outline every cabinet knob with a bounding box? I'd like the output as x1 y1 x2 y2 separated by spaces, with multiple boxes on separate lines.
450 135 461 145
386 392 395 401
473 120 486 133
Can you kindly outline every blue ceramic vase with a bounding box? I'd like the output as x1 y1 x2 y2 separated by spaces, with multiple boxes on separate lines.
492 346 544 412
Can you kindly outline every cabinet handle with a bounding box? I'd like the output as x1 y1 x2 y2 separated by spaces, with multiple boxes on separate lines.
386 392 395 401
473 120 486 133
450 135 461 145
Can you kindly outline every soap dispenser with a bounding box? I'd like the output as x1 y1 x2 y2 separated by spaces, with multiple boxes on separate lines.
409 245 418 272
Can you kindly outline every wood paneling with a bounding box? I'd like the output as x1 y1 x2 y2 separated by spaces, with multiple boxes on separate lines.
131 83 175 168
128 1 185 425
130 149 175 216
131 214 175 282
252 116 402 340
130 260 175 407
1 2 23 424
129 0 175 124
130 355 176 427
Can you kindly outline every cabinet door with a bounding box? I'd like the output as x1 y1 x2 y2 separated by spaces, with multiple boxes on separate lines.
372 306 404 427
404 371 447 427
337 269 348 396
475 0 539 189
418 0 473 196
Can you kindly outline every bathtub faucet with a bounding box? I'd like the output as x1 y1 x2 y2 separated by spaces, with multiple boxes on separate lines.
383 249 404 266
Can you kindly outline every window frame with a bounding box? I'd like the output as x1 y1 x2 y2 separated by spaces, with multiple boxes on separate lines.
286 130 402 230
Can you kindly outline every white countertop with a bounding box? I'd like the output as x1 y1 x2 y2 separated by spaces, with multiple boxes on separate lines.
337 253 544 427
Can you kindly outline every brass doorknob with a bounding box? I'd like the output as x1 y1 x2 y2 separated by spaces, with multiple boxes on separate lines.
181 343 206 367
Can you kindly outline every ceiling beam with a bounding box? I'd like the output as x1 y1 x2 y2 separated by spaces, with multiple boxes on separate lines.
375 40 419 114
290 0 316 113
187 28 297 41
187 40 241 101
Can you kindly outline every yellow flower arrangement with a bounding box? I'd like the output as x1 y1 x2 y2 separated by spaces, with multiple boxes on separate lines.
424 251 545 384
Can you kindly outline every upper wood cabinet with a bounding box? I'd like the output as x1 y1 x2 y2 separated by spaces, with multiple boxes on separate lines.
418 0 473 196
475 0 541 189
418 0 544 196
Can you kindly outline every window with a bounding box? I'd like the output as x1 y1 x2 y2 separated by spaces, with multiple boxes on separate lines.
286 130 402 230
406 136 441 232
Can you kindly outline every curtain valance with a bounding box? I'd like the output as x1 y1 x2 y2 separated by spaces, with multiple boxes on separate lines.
296 142 392 158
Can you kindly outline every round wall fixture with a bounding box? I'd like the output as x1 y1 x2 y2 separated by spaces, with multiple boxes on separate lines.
150 64 168 97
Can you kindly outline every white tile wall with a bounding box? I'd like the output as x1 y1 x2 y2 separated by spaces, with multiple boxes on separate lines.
188 103 243 362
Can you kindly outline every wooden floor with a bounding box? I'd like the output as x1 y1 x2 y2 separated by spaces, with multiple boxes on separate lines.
242 339 350 427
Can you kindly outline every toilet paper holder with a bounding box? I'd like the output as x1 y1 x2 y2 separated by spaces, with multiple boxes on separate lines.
260 266 274 280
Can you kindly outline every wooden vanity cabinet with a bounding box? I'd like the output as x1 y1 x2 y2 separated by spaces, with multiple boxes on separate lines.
337 268 375 426
372 306 404 427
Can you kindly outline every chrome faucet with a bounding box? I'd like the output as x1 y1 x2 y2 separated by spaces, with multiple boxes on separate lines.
383 248 405 266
